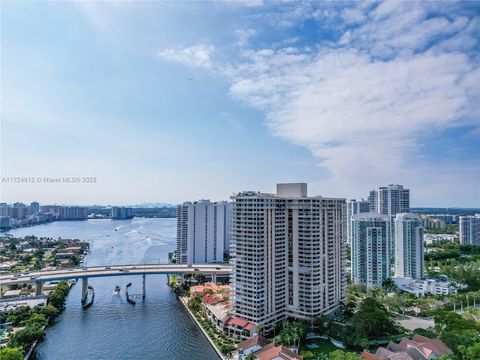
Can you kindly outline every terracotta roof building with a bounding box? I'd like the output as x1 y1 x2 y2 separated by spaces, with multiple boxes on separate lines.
361 335 452 360
237 336 302 360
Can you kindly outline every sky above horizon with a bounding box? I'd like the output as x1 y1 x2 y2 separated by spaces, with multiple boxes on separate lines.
1 1 479 207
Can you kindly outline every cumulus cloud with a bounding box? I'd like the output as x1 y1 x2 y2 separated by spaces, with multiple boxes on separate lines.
157 1 480 202
157 44 215 68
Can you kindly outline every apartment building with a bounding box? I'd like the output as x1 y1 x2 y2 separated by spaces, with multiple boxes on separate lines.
459 214 480 245
231 183 346 331
351 213 391 289
176 200 232 264
394 213 424 279
347 199 370 245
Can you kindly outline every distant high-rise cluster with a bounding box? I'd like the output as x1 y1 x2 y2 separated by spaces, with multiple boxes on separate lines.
111 206 133 220
0 202 89 230
350 184 426 287
176 200 232 264
231 183 346 330
459 214 480 245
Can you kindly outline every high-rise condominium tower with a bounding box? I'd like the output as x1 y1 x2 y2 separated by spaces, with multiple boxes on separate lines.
231 183 346 331
176 200 232 264
459 214 480 245
394 213 423 279
368 190 378 213
351 213 391 289
347 199 370 245
377 184 410 216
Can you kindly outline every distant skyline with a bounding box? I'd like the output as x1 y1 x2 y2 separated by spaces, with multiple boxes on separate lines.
1 1 479 207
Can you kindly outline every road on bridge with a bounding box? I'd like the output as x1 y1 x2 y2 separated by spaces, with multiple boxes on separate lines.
0 263 232 286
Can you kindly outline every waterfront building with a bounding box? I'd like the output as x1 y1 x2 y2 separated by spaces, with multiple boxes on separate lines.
351 213 391 289
394 213 424 279
0 216 10 230
176 200 232 264
459 214 480 245
58 206 88 220
30 201 40 214
231 183 346 331
111 206 133 219
347 199 370 245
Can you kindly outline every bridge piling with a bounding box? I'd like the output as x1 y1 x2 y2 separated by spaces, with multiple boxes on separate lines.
142 273 146 300
81 277 88 303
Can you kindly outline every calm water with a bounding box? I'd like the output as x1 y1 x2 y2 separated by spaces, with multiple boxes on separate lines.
6 218 220 360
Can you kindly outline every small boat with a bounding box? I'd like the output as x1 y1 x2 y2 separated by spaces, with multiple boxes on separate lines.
114 227 119 231
113 285 121 295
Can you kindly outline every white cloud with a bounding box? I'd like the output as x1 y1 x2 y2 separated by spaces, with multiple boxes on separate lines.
156 1 480 203
157 44 215 68
235 28 256 47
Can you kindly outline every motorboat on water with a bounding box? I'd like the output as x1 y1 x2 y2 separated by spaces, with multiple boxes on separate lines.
113 285 121 295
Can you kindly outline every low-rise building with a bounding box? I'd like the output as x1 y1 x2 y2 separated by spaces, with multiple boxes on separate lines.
361 334 452 360
237 336 302 360
392 277 462 297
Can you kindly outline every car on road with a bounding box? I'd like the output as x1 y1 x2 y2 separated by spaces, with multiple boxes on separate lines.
194 268 199 272
30 275 38 280
82 267 88 270
215 267 221 270
10 276 18 280
105 266 111 269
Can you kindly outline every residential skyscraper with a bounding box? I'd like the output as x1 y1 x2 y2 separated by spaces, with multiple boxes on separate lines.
30 202 40 214
394 213 424 279
347 199 370 245
368 190 378 213
351 213 391 289
176 200 232 264
111 206 133 219
459 214 480 245
377 184 410 217
231 183 346 331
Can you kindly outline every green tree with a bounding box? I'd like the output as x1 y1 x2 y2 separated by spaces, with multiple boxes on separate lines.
0 347 24 360
25 313 48 328
33 304 60 320
10 325 45 348
328 350 361 360
6 306 32 326
349 297 398 341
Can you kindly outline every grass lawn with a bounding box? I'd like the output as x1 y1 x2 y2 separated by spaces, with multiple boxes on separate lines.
300 339 342 359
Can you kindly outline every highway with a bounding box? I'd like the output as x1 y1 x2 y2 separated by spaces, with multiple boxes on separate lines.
0 263 232 285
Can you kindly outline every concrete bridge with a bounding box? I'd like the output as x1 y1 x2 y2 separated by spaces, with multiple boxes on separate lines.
0 263 232 303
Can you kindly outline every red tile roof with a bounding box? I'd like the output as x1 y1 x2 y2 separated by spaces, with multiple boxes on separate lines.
225 316 249 327
237 335 268 351
254 343 302 360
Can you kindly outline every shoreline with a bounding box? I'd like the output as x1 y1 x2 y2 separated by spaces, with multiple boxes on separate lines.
178 296 226 360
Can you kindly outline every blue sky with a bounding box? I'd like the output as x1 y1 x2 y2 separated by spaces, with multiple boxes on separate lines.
1 1 479 207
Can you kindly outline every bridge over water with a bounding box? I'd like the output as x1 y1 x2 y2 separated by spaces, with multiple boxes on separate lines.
0 263 232 303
